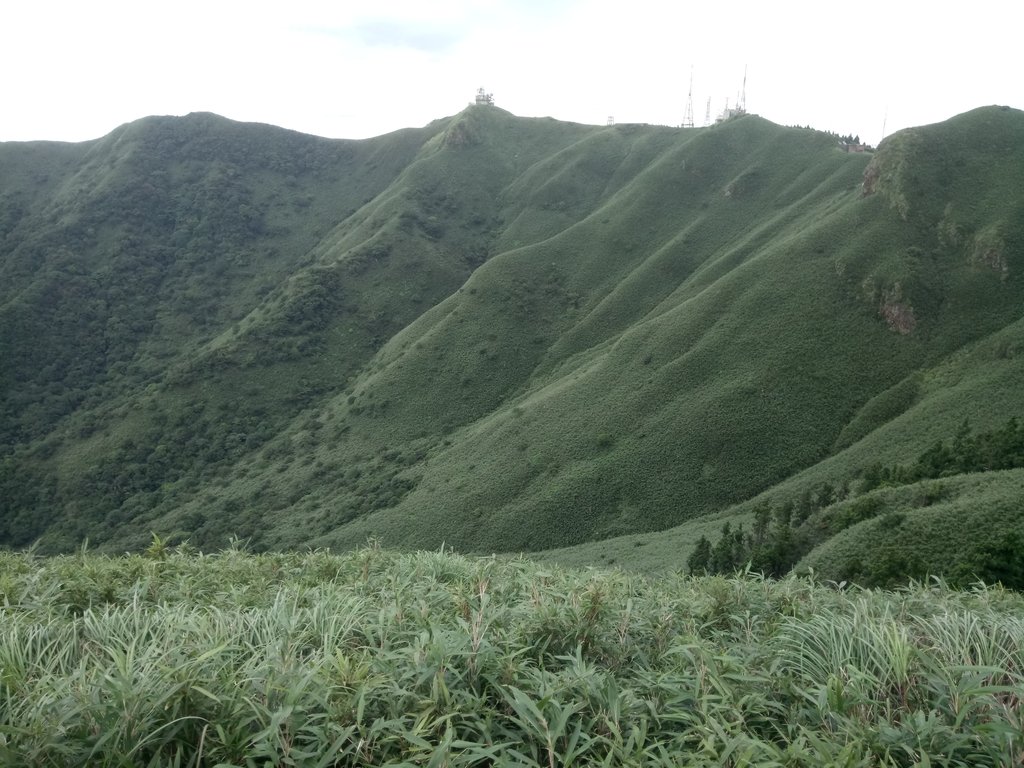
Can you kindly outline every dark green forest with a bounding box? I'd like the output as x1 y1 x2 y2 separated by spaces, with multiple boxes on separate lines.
2 105 1023 586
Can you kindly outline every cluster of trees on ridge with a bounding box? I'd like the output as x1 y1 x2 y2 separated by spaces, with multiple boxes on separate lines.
688 417 1024 588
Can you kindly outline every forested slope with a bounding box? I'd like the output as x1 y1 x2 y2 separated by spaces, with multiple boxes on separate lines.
2 105 1022 584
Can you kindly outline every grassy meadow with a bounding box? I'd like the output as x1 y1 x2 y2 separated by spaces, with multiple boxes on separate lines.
2 546 1023 766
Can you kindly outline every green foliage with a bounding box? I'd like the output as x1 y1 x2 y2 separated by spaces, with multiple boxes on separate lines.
1 547 1023 765
879 416 1024 483
687 418 1024 587
798 469 1024 589
2 105 1024 589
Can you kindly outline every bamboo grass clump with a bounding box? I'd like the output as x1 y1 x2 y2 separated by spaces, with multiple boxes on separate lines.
0 546 1021 766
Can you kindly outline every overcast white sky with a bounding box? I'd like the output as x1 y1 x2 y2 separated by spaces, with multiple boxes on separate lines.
2 0 1019 147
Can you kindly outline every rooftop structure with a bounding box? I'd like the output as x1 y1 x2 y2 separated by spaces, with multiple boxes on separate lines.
715 67 748 124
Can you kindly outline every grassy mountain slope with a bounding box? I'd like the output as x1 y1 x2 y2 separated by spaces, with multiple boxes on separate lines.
2 105 1023 585
538 312 1024 576
301 107 1023 557
796 469 1024 585
0 111 468 545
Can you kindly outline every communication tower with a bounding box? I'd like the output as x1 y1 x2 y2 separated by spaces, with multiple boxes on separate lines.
738 65 747 113
715 67 749 123
704 97 712 127
474 88 494 106
682 67 695 128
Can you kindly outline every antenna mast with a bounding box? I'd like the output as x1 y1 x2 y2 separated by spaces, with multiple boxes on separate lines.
682 66 695 128
704 97 712 127
739 65 747 113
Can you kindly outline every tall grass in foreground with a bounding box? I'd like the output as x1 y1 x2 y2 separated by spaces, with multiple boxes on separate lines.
1 545 1021 766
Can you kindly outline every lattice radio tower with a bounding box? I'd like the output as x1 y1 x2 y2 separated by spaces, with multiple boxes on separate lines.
682 67 695 128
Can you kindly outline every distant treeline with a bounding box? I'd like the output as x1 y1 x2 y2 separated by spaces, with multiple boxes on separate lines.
688 417 1024 586
791 125 863 145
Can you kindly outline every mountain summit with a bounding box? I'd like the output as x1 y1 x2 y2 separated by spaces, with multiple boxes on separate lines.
2 105 1022 583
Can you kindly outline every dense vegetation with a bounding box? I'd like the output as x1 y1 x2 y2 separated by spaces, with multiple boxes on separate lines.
2 105 1024 585
686 418 1024 587
2 547 1022 766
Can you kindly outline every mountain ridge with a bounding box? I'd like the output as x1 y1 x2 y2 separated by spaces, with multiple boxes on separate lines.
2 105 1022 584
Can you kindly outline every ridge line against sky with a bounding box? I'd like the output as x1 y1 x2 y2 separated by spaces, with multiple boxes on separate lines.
3 0 1019 146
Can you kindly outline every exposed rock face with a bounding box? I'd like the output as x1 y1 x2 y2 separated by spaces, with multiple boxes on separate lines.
880 296 917 335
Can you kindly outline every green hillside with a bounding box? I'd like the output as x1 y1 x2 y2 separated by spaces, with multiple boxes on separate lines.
2 105 1023 585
